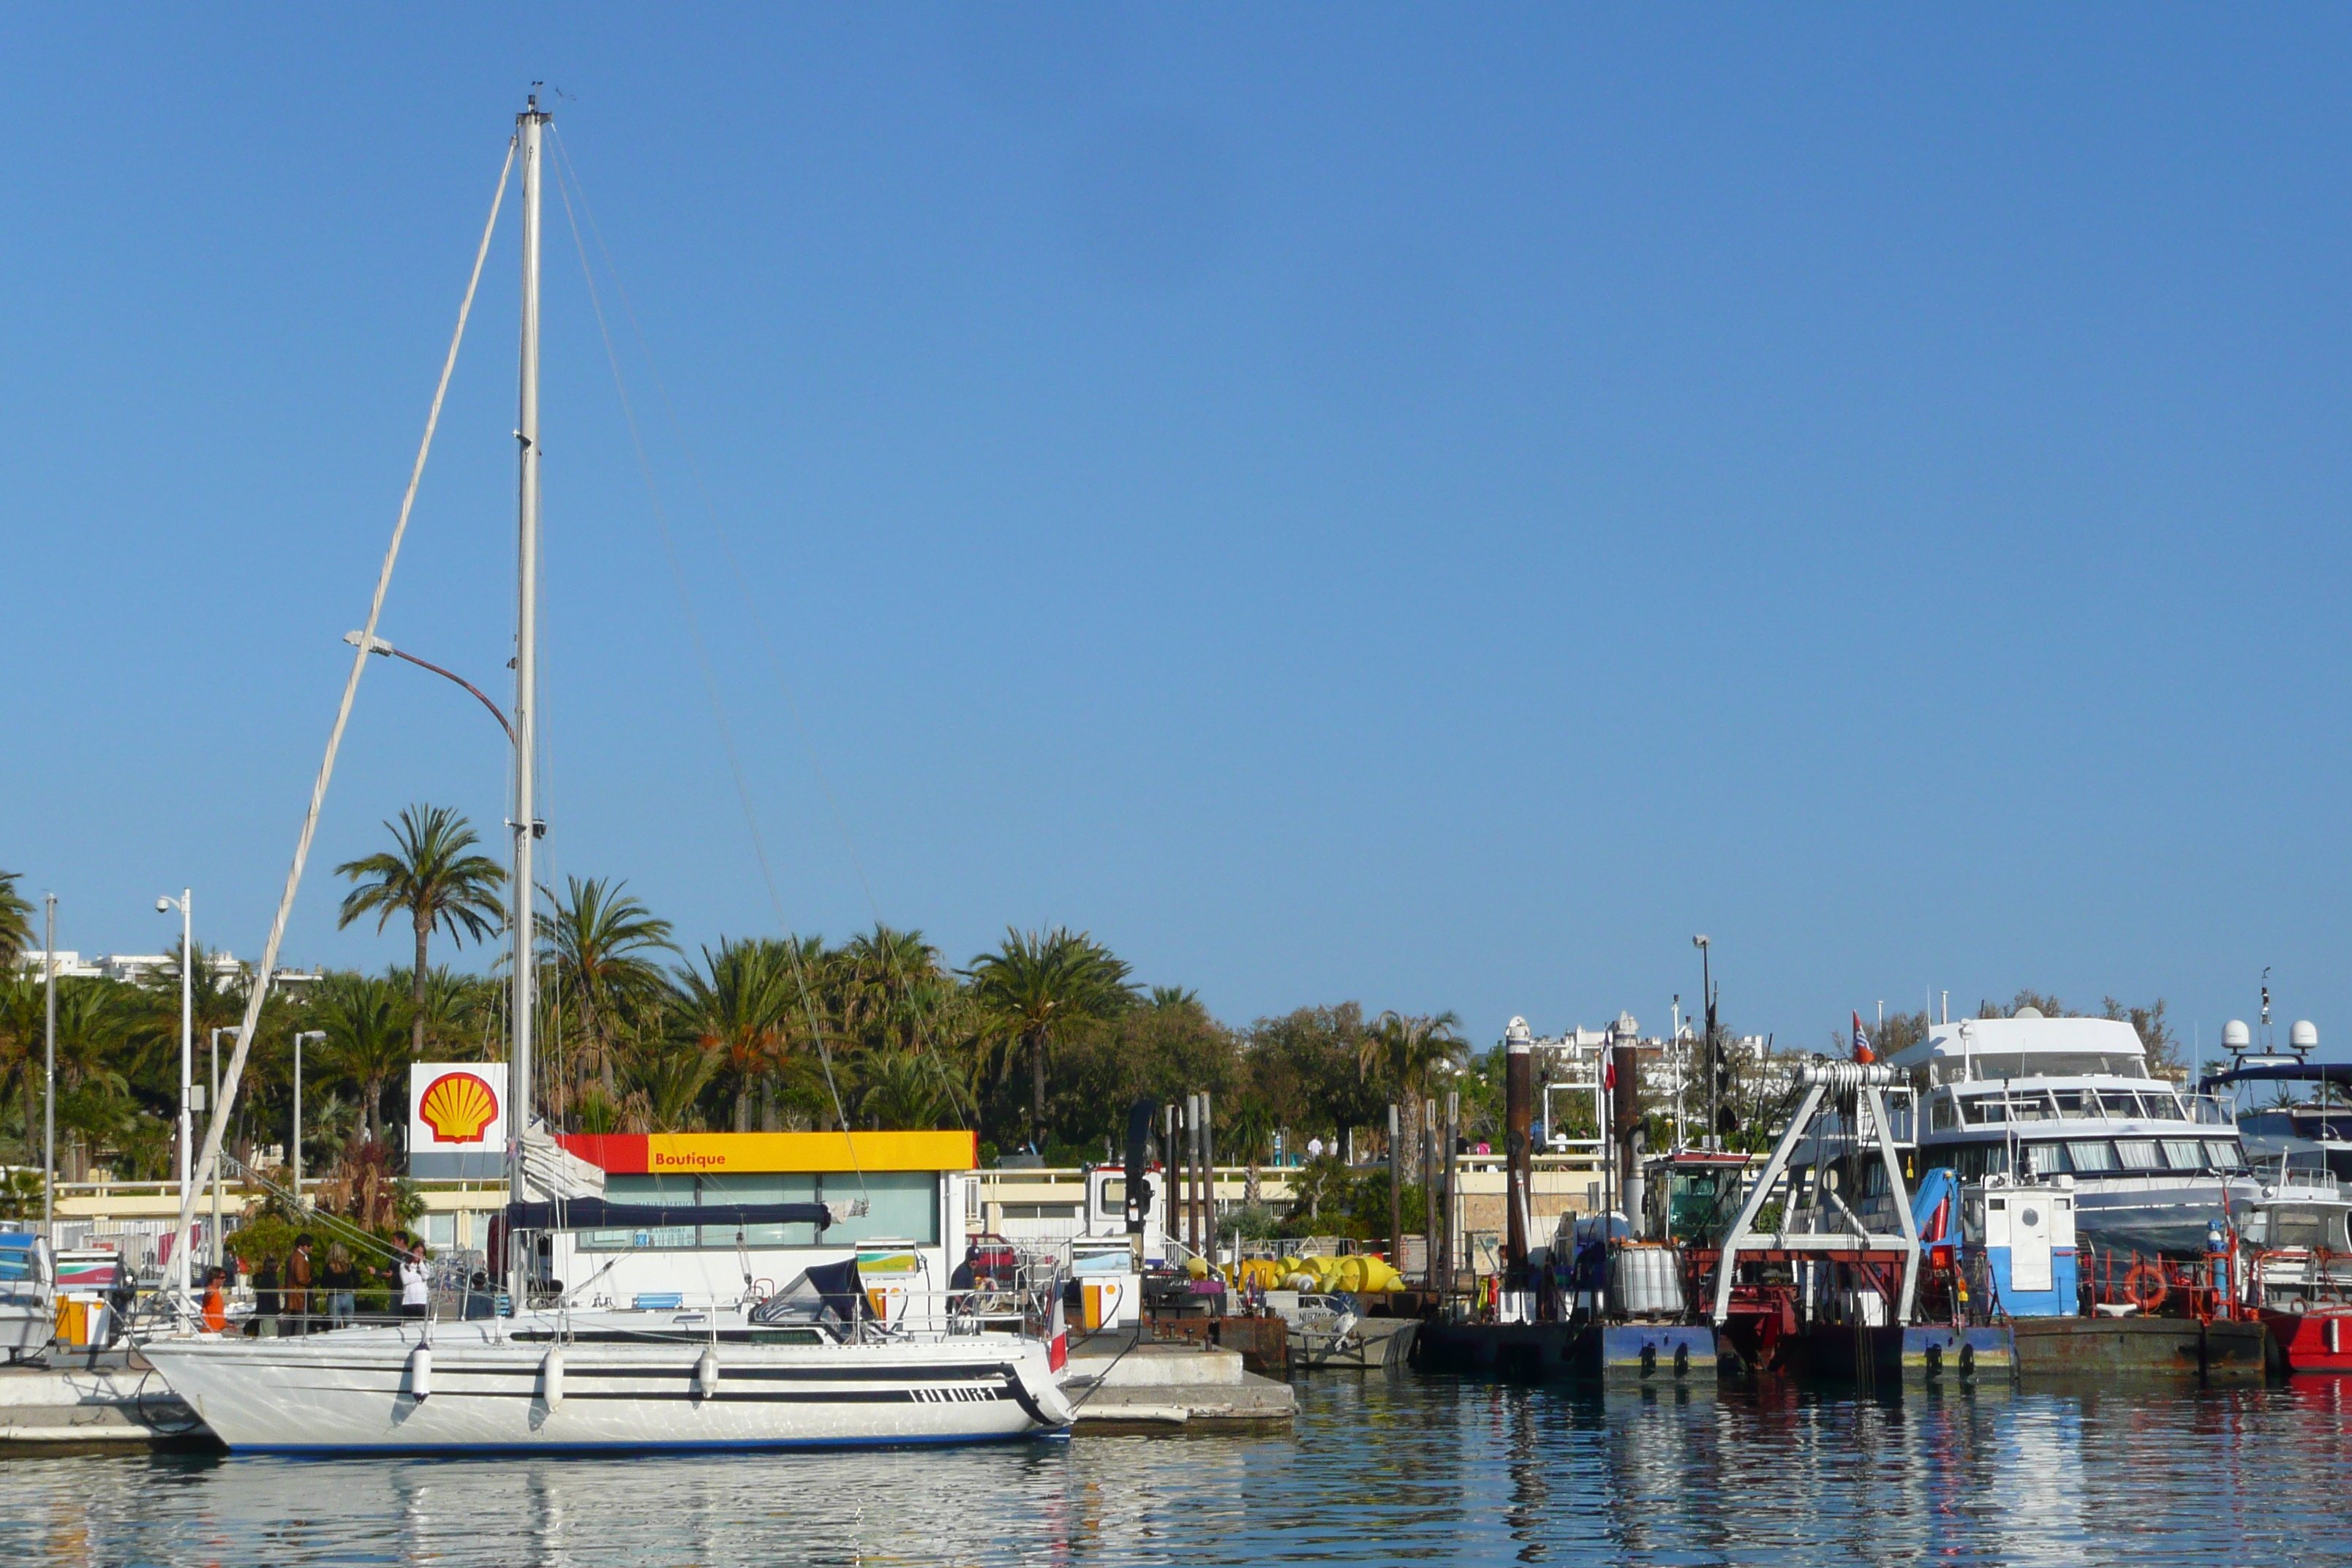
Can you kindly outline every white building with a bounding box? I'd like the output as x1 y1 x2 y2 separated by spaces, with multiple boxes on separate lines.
12 950 323 987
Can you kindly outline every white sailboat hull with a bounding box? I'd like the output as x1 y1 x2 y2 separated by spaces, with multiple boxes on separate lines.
143 1319 1073 1453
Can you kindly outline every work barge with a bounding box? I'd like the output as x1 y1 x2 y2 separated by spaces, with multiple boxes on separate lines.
1414 1015 2276 1391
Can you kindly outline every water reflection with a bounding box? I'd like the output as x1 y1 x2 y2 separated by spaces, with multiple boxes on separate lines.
1 1376 2345 1564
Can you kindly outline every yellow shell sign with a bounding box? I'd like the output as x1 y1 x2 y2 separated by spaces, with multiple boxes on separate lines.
418 1071 500 1145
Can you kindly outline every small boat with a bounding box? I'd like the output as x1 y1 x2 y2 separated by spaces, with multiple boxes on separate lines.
2228 1158 2352 1374
1885 1012 2258 1259
0 1231 50 1362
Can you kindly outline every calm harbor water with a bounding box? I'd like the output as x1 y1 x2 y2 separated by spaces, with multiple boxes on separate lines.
7 1373 2351 1567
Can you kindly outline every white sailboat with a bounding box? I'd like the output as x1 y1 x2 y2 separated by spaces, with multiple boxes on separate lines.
140 97 1074 1453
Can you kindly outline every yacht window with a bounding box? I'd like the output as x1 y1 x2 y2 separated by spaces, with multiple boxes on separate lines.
2009 1093 2054 1123
2114 1140 2160 1171
2239 1112 2291 1137
1966 1098 2007 1125
2097 1091 2141 1118
2161 1140 2206 1172
2205 1140 2247 1170
2024 1142 2068 1177
2271 1207 2335 1251
2066 1141 2119 1172
2051 1090 2091 1117
2143 1094 2187 1121
1930 1096 1958 1132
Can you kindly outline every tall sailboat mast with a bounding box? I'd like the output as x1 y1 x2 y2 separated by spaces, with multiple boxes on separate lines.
510 95 549 1220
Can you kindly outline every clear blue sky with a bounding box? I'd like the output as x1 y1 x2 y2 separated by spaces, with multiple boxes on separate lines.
7 8 2349 1063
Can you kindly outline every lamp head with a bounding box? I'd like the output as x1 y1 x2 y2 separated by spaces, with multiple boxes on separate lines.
1692 934 1709 949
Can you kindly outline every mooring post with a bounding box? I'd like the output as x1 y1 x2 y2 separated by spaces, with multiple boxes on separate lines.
1505 1017 1533 1292
1443 1088 1460 1295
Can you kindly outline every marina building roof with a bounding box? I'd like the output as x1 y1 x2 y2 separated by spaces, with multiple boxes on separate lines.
556 1130 977 1175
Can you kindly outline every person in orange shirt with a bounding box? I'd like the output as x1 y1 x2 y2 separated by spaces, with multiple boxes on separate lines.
200 1267 229 1334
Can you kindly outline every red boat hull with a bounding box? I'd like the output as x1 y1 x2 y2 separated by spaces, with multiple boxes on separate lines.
2262 1308 2352 1373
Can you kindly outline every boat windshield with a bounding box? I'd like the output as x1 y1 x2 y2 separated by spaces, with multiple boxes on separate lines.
1934 1052 2143 1084
2246 1205 2351 1251
750 1260 868 1330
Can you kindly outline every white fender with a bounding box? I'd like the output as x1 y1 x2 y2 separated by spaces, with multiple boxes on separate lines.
696 1346 720 1399
540 1346 565 1410
407 1343 432 1401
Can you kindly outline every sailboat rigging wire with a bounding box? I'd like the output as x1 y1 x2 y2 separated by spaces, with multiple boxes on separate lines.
548 129 976 1134
168 140 519 1296
546 153 865 1186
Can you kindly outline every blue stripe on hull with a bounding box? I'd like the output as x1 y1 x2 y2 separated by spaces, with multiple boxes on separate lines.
232 1428 1069 1458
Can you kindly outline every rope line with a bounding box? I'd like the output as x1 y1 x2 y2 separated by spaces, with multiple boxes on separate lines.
166 137 519 1307
544 146 864 1188
548 128 975 1137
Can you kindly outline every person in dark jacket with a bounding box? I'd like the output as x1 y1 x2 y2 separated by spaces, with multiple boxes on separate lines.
251 1254 280 1338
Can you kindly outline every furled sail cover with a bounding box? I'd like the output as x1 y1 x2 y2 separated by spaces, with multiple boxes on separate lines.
519 1120 608 1201
502 1199 848 1232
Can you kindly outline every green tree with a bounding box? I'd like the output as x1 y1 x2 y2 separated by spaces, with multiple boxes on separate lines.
314 973 418 1150
679 937 802 1132
0 871 32 972
856 1049 946 1129
965 927 1137 1149
543 877 677 1110
335 805 507 1055
2103 997 2185 1082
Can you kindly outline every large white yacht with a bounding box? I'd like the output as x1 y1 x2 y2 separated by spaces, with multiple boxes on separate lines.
1886 1013 2254 1259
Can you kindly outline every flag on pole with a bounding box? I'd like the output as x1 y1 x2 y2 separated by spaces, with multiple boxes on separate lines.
1852 1011 1875 1063
1602 1055 1616 1091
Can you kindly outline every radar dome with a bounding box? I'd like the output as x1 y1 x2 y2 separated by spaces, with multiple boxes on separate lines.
2292 1019 2320 1050
2013 1006 2045 1019
2223 1019 2251 1049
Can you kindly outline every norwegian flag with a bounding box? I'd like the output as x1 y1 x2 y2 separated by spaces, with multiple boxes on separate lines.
1852 1011 1876 1063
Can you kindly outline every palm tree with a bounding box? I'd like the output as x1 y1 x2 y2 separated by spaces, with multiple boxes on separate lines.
314 973 417 1149
334 805 507 1055
630 1039 720 1133
543 877 676 1105
1224 1091 1276 1206
1359 1009 1464 1173
0 975 42 1164
0 870 32 972
856 1049 943 1130
678 938 799 1132
45 979 134 1180
965 927 1137 1148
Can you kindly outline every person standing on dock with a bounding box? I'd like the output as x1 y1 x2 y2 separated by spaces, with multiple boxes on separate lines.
323 1243 358 1329
397 1243 430 1321
251 1252 280 1337
200 1267 228 1334
282 1234 314 1337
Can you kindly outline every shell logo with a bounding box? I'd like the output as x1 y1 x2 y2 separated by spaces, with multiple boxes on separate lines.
418 1071 500 1145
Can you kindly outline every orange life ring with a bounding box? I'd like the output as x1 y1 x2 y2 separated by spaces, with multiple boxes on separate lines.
2123 1261 2169 1313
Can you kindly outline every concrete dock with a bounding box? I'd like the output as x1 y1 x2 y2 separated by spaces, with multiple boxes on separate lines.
1061 1332 1297 1431
0 1351 206 1446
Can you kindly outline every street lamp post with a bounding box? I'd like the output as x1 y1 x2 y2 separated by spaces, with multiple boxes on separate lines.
293 1031 327 1208
157 889 193 1297
342 630 513 743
